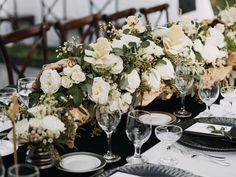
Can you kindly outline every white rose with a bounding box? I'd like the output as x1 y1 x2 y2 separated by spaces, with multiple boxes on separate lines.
124 70 141 93
152 26 168 39
71 70 86 84
41 115 66 137
63 67 73 76
40 69 61 94
91 77 110 104
29 118 42 128
61 76 73 88
219 7 236 26
142 68 161 92
163 25 192 55
206 28 225 48
214 24 225 34
121 34 141 46
178 16 198 36
155 58 175 80
89 37 112 59
106 54 124 74
112 39 125 48
123 16 145 33
193 39 203 52
28 105 44 118
121 92 132 105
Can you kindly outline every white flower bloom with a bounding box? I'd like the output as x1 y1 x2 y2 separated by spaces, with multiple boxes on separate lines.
63 67 73 76
71 70 86 84
206 27 225 48
122 16 145 33
140 40 164 57
124 70 141 93
106 54 124 74
8 119 29 143
28 105 44 119
214 24 225 34
178 16 198 36
91 77 110 104
193 39 203 52
61 76 73 88
112 39 125 48
142 68 161 92
120 92 132 113
163 25 193 55
41 115 66 137
29 118 42 128
155 58 175 80
121 34 141 46
219 7 236 26
152 26 168 39
40 69 61 94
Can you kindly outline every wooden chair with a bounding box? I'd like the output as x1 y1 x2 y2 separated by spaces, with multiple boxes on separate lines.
103 8 136 29
54 14 103 46
0 23 51 85
139 4 169 26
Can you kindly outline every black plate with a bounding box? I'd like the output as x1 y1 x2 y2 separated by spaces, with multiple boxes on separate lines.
178 117 236 151
95 163 201 177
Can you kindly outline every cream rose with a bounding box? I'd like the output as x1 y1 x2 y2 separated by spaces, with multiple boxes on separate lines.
88 37 111 59
219 7 236 26
124 70 141 93
119 92 132 113
40 69 61 94
142 68 161 92
206 27 225 49
106 54 124 74
163 25 192 55
155 58 175 80
61 76 73 88
91 77 110 104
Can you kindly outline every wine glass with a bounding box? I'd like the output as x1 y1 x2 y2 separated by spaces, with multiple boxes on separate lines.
17 77 35 106
155 125 182 166
174 63 194 118
221 86 236 102
0 155 5 177
7 164 39 177
198 77 220 116
96 107 121 163
126 110 152 164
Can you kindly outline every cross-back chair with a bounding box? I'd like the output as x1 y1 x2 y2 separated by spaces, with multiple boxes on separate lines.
139 3 169 26
0 23 50 85
54 13 103 46
103 8 136 29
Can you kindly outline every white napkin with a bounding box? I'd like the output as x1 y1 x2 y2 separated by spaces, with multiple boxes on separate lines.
110 172 140 177
0 119 12 132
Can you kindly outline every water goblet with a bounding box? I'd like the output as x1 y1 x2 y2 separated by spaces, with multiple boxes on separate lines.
0 155 5 177
174 63 194 118
7 164 40 177
155 125 182 166
198 77 220 116
17 77 35 106
96 107 121 163
126 110 152 164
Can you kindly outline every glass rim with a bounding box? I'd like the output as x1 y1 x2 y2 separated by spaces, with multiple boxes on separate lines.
18 77 36 82
7 163 40 177
0 87 17 93
127 109 151 119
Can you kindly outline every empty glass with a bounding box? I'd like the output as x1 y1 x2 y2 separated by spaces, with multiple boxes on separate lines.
174 63 194 118
0 155 5 177
96 107 121 163
7 164 39 177
155 125 182 166
126 110 152 164
17 77 35 106
198 77 219 116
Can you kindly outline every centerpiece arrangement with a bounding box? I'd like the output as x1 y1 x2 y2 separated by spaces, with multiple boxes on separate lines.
5 4 236 168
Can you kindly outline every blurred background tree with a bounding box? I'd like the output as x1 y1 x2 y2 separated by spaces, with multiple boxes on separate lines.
211 0 235 14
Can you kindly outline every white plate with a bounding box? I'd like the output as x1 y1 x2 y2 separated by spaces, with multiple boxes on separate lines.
140 111 176 126
0 140 17 156
55 152 106 173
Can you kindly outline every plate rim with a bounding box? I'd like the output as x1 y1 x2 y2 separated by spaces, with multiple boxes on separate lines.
0 139 18 156
54 152 106 173
178 117 236 151
147 111 176 125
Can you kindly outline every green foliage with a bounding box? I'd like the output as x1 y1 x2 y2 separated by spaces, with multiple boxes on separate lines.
225 36 236 52
67 85 84 107
207 125 232 140
210 0 235 15
29 92 41 107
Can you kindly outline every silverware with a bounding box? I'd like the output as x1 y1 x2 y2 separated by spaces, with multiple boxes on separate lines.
172 144 230 167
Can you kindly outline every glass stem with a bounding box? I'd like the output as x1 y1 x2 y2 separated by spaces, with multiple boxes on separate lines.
181 93 186 110
206 104 210 115
134 144 141 158
106 132 113 155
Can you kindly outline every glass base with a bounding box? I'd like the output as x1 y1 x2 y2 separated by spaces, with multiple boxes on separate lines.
159 156 178 166
174 108 192 118
104 153 121 163
126 155 147 164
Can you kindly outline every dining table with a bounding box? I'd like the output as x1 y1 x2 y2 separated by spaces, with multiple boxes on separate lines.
2 95 236 177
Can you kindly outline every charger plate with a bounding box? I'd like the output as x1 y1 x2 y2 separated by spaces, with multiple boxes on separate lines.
55 152 106 173
95 163 201 177
178 117 236 151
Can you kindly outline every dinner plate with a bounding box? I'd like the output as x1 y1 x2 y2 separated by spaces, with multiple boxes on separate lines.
55 152 106 173
0 140 17 156
178 117 236 151
95 163 201 177
140 111 176 126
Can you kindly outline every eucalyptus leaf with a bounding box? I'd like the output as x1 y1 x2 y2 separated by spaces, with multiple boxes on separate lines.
29 92 41 107
141 41 150 48
67 85 83 107
123 29 130 34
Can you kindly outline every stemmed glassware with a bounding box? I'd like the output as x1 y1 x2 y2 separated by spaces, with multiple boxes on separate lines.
155 125 182 166
0 155 5 177
96 107 121 163
220 86 236 102
174 62 194 118
8 164 39 177
17 77 35 106
126 110 152 164
198 77 220 116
